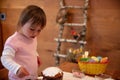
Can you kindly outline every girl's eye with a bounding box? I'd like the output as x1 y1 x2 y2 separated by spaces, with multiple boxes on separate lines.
30 28 35 31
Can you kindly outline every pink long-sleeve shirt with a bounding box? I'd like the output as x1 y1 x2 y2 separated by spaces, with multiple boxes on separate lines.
1 32 39 80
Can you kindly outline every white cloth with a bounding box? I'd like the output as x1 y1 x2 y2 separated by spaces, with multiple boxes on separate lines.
1 46 21 74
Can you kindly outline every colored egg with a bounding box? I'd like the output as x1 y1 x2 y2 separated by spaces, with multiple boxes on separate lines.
91 56 99 62
100 57 108 63
89 59 96 63
91 56 96 59
97 56 102 62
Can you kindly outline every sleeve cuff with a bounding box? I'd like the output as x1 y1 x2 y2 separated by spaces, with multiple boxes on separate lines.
14 64 21 75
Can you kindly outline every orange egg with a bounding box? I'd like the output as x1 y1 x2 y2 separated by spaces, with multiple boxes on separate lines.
100 57 108 63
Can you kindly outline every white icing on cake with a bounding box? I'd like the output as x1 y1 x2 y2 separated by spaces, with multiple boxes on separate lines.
42 67 63 77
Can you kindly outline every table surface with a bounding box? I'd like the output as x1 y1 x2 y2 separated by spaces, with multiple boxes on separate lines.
59 62 79 73
59 62 116 80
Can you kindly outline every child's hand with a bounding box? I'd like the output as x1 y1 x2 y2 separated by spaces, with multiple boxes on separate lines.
37 56 41 67
17 66 30 78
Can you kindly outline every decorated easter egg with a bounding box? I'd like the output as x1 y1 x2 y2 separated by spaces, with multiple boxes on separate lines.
97 56 102 62
89 58 96 63
91 56 99 62
100 57 108 63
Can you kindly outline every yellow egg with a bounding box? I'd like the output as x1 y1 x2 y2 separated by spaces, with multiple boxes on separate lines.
91 56 99 62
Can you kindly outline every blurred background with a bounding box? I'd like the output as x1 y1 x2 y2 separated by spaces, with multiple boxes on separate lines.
0 0 120 79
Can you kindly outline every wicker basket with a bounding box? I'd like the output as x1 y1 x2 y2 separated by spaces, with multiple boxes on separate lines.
78 61 108 75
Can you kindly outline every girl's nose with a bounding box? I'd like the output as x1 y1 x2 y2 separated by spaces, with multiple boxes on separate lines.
33 31 40 36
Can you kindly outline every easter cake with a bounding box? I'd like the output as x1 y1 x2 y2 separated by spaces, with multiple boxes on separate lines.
41 67 63 80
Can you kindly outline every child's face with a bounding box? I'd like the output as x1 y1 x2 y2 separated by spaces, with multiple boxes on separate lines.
20 21 42 39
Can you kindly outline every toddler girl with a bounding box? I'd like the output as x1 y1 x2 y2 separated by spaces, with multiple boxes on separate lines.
1 5 46 80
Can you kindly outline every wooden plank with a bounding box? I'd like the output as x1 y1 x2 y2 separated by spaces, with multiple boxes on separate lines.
0 68 8 80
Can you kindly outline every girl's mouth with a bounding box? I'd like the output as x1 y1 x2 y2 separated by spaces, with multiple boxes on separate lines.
30 36 35 38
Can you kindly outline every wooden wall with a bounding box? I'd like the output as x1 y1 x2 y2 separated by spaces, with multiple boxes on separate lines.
87 0 120 78
0 22 3 69
0 0 120 79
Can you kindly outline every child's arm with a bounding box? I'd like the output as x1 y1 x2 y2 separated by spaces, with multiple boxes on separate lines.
1 46 29 78
16 66 29 78
1 46 21 75
36 52 41 66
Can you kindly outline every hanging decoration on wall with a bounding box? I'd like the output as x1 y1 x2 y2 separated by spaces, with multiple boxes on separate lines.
71 27 81 40
70 27 86 41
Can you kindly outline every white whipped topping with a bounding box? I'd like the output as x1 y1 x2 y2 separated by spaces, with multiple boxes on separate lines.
42 67 62 77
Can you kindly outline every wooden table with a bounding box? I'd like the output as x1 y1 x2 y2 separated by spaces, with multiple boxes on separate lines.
59 62 97 80
59 62 119 80
59 62 79 73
